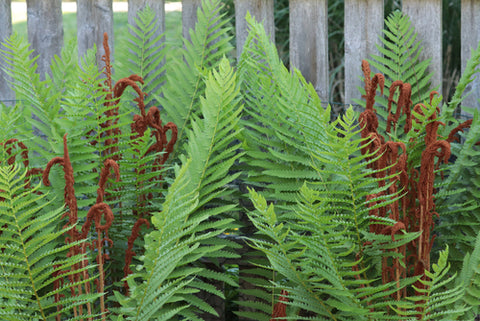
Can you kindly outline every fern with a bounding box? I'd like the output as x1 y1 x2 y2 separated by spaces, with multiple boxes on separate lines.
353 10 434 135
454 231 480 319
393 247 470 320
116 5 167 108
116 57 242 320
159 0 234 158
434 109 480 270
238 13 330 208
0 164 100 320
247 108 419 320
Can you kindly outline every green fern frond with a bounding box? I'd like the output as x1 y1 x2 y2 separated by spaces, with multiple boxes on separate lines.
246 108 416 320
435 109 480 270
117 5 167 108
441 38 480 130
159 0 234 157
238 13 330 209
0 164 100 320
455 231 480 319
393 246 469 320
117 56 242 320
353 10 434 134
0 32 63 163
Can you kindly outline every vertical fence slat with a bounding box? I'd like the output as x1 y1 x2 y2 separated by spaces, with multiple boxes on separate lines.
289 0 329 102
234 0 274 58
94 0 114 68
344 0 384 107
26 0 63 81
0 0 13 104
461 0 480 112
77 0 96 61
402 0 443 96
182 0 201 41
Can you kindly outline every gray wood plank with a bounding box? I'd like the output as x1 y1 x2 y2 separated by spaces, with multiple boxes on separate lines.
344 0 384 107
76 0 96 61
26 0 63 80
402 0 443 96
182 0 201 42
234 0 274 58
290 0 329 102
461 0 480 112
0 0 14 103
95 0 114 68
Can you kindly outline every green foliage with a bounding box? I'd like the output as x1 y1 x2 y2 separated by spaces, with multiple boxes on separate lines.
238 12 330 207
393 247 469 320
1 1 480 320
354 10 434 134
116 5 167 108
247 108 421 320
0 164 100 320
116 57 242 320
159 0 234 157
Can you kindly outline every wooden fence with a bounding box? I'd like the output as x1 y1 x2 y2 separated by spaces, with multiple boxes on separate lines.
1 0 480 111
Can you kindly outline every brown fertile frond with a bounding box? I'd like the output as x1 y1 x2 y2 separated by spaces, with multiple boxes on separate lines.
2 138 29 166
97 159 120 204
361 60 385 111
447 119 472 143
42 134 78 227
387 81 412 133
113 77 146 116
270 290 288 321
101 32 113 93
123 218 150 293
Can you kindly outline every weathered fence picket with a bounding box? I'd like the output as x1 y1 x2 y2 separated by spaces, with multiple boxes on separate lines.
289 0 329 102
0 0 480 112
0 0 13 102
403 0 443 95
26 0 63 81
344 0 383 106
461 0 480 113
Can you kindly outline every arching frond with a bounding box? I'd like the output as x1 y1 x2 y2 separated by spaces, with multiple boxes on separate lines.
116 57 242 320
159 0 234 158
0 164 100 320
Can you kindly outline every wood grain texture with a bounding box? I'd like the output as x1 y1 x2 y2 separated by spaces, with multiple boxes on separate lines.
0 0 14 103
76 0 95 61
26 0 63 81
402 0 443 96
290 0 329 102
461 0 480 112
344 0 384 106
94 0 114 68
182 0 201 42
234 0 274 58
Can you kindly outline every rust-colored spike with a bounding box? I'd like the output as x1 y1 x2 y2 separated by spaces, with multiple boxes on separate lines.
447 119 472 143
97 159 120 204
123 218 150 294
270 290 288 321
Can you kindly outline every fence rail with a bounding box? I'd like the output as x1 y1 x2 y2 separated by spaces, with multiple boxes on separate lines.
0 0 479 110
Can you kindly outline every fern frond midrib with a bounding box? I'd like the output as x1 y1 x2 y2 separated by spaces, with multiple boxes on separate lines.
3 171 47 320
174 5 223 159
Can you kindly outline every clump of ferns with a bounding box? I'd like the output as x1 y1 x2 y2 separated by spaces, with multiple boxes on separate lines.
30 32 179 316
90 33 178 292
358 60 474 310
